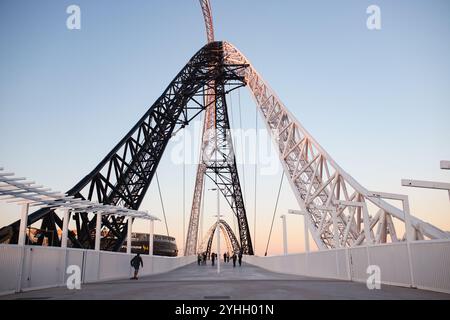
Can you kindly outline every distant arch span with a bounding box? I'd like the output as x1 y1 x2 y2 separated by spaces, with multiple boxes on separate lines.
198 219 240 257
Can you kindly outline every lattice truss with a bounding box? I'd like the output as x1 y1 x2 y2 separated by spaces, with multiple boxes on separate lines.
222 42 450 249
185 0 217 256
186 0 253 256
198 219 240 257
186 57 253 256
0 41 247 251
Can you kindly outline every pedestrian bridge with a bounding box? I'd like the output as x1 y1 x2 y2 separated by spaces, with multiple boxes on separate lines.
1 241 450 299
1 259 448 300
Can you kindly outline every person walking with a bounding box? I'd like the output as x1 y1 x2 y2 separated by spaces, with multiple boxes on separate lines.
223 252 227 263
232 253 237 267
197 253 202 266
202 252 207 265
130 253 143 280
238 250 243 267
211 252 216 266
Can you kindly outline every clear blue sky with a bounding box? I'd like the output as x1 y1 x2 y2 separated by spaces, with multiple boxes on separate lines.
1 0 449 255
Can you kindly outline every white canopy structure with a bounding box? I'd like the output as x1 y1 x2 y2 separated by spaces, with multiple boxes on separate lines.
0 167 158 253
0 167 158 220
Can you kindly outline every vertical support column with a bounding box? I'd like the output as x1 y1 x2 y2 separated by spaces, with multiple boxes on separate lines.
216 222 221 273
402 198 416 288
303 215 310 253
303 214 310 276
61 209 70 248
95 212 102 251
149 220 154 256
281 215 288 255
16 203 29 293
216 188 221 274
332 208 340 248
127 217 132 254
61 209 70 285
362 203 372 245
403 198 414 243
18 203 29 246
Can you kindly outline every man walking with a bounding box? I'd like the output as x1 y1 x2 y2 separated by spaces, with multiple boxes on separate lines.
130 253 143 280
211 252 216 266
232 253 237 267
238 250 243 267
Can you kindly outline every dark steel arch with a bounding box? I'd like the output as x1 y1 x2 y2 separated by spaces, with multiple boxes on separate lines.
201 219 240 258
0 42 249 252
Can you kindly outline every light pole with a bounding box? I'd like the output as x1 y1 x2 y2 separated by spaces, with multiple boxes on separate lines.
280 214 288 255
209 187 221 274
288 209 310 253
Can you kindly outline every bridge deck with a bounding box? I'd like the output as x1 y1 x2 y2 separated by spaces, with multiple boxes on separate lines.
2 262 449 300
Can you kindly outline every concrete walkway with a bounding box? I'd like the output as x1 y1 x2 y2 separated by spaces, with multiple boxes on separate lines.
2 262 449 300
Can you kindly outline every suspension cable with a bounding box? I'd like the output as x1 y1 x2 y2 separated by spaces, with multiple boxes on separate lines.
253 93 258 252
183 129 186 252
264 172 285 256
155 171 170 236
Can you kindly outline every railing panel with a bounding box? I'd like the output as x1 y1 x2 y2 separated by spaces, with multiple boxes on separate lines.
367 243 411 287
349 247 369 282
411 241 450 294
22 246 63 290
0 245 21 294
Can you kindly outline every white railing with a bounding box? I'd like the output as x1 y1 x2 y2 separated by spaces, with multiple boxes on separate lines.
2 241 448 296
0 244 195 296
245 240 450 294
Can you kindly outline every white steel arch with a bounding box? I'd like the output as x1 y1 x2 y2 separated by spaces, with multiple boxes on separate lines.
222 42 450 249
187 0 449 253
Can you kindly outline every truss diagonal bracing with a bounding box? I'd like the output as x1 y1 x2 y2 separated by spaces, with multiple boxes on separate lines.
2 40 448 253
0 42 248 251
186 1 253 256
185 43 253 256
222 42 449 249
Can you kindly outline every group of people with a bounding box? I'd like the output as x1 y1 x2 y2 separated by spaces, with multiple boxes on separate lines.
197 250 243 267
129 249 245 281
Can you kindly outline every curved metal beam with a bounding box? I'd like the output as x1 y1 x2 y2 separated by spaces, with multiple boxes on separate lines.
199 0 215 43
185 0 216 256
0 42 248 250
222 41 450 249
199 219 241 257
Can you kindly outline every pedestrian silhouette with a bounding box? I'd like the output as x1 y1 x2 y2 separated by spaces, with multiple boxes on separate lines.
238 250 243 267
223 252 227 263
211 252 216 266
232 253 237 267
130 253 143 279
197 253 202 265
202 252 207 265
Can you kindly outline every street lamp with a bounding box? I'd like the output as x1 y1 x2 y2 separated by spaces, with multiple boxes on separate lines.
209 187 221 274
280 214 288 255
288 209 310 253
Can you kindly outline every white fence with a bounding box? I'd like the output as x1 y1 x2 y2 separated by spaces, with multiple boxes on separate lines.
0 244 195 296
245 240 450 294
